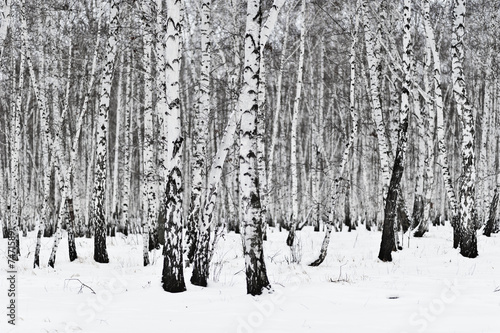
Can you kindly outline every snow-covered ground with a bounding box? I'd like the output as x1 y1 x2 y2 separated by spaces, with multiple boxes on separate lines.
1 224 499 333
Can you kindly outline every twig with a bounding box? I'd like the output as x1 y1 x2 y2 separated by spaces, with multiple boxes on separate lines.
64 278 96 294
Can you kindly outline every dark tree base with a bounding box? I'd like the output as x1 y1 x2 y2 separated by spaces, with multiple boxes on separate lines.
460 236 478 258
246 257 271 296
162 282 187 293
94 237 109 263
69 243 78 262
48 259 55 268
484 189 498 237
190 269 208 287
452 215 460 249
191 229 210 287
413 228 427 238
162 274 187 293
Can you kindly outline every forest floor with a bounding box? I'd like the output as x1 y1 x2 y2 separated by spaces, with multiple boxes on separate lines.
1 223 499 333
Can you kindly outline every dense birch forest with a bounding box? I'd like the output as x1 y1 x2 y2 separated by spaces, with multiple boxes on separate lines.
1 0 500 296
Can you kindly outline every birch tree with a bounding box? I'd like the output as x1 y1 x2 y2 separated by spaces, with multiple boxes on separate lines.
422 0 459 245
141 1 155 266
9 45 23 262
256 0 286 235
239 0 271 296
21 13 52 268
190 0 212 286
0 0 11 58
287 0 306 262
378 0 412 262
451 0 477 258
161 0 186 293
362 0 391 204
415 0 436 237
92 0 120 263
310 0 359 266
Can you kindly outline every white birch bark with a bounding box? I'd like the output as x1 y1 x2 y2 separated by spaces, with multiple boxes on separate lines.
362 0 391 202
161 0 186 293
479 53 493 223
122 53 132 233
22 16 51 268
10 47 23 261
0 0 11 58
417 0 437 237
312 35 325 229
310 0 359 266
256 0 286 231
48 43 78 267
141 5 155 266
267 11 290 215
378 0 412 262
239 0 270 296
190 0 212 286
423 1 458 223
451 0 477 257
288 0 306 258
155 0 168 179
92 0 120 263
412 61 425 232
111 52 123 232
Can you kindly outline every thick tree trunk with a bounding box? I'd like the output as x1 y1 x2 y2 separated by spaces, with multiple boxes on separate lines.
92 0 120 263
451 0 478 258
379 0 412 262
161 0 186 293
190 0 212 285
240 0 270 296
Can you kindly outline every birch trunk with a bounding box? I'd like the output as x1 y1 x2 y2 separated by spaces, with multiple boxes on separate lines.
422 1 459 244
267 10 290 221
110 52 123 237
451 0 478 258
378 0 412 262
22 16 51 267
310 2 359 266
239 0 270 296
256 0 286 238
92 0 120 263
122 53 132 235
161 0 186 293
484 130 499 236
479 54 493 224
362 0 391 203
190 0 212 286
287 0 306 259
49 44 78 267
141 5 155 266
10 51 22 262
0 0 11 58
415 1 436 237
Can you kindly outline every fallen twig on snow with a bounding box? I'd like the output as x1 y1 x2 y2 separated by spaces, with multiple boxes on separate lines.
64 278 96 294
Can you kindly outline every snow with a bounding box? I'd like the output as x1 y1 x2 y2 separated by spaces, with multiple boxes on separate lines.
1 224 499 333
